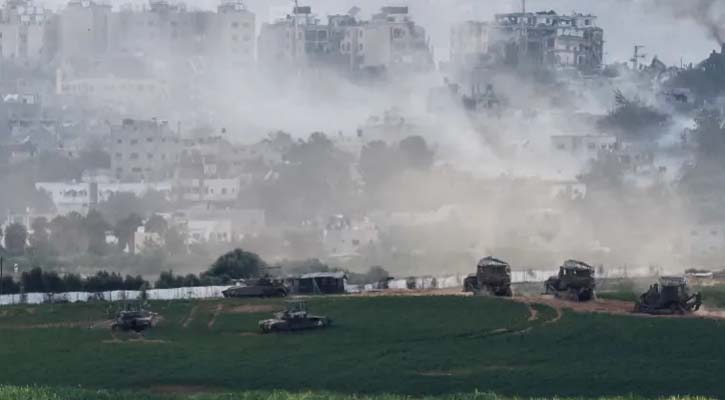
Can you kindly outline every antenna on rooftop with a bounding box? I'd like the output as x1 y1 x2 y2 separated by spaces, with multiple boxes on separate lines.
630 45 646 70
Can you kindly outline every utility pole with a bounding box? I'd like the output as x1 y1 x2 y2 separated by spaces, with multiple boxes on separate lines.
0 257 3 299
630 45 645 70
520 0 528 58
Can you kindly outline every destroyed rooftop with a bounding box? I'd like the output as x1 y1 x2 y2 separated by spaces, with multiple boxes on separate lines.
477 257 510 267
562 260 594 271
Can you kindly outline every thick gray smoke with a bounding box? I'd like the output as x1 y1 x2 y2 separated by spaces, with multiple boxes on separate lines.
651 0 725 44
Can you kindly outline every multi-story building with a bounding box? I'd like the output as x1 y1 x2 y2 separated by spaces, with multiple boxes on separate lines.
58 0 112 60
361 7 432 73
109 118 181 181
451 11 603 72
56 0 255 66
258 5 432 75
0 0 51 62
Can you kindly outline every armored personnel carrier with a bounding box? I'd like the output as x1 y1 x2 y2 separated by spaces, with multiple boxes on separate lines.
111 309 155 332
634 276 702 315
474 256 512 296
222 276 288 298
259 300 331 333
545 259 596 301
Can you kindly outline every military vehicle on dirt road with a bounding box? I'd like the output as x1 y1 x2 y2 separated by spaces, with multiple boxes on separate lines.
634 276 702 315
545 259 596 301
469 256 512 296
111 309 156 332
259 300 331 333
222 276 289 298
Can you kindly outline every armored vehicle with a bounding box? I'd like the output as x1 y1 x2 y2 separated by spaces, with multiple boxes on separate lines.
474 256 512 296
259 300 331 333
111 310 155 332
634 276 702 315
222 276 288 298
545 259 596 301
463 274 478 293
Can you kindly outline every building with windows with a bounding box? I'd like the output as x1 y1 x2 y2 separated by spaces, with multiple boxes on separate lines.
0 0 51 62
258 5 431 75
109 118 181 182
451 11 603 72
56 0 255 66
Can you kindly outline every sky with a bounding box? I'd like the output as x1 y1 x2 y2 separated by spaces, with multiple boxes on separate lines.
39 0 720 67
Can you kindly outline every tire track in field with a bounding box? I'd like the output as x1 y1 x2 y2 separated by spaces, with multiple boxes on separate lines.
182 305 198 328
208 304 223 329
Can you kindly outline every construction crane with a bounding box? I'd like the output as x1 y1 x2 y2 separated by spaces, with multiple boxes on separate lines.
630 45 646 70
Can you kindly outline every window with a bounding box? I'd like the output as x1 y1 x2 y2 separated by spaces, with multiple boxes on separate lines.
130 139 139 145
116 139 123 144
147 153 154 160
147 137 153 143
231 22 239 28
130 152 139 160
115 152 122 159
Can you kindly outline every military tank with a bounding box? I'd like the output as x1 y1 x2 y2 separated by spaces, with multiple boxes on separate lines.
545 259 596 301
222 276 289 298
634 276 702 315
111 309 156 332
259 300 331 333
473 256 512 296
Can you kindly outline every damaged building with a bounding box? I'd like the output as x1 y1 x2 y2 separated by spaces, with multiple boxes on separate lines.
258 5 432 75
451 10 603 74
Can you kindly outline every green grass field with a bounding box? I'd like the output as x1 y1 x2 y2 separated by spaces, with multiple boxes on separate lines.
0 295 724 399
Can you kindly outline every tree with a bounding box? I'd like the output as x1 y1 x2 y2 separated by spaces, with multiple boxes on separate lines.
598 90 668 140
62 273 84 292
5 223 27 256
204 248 266 283
29 217 51 254
84 210 110 256
693 108 725 160
0 276 19 294
145 214 168 235
359 140 398 191
114 213 143 253
123 274 147 291
50 213 87 256
267 132 354 220
21 267 44 292
85 271 124 292
164 227 187 254
399 136 435 170
155 270 184 289
42 270 64 293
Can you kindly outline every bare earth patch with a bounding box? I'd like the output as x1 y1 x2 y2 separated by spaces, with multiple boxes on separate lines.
227 304 277 314
513 295 725 321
